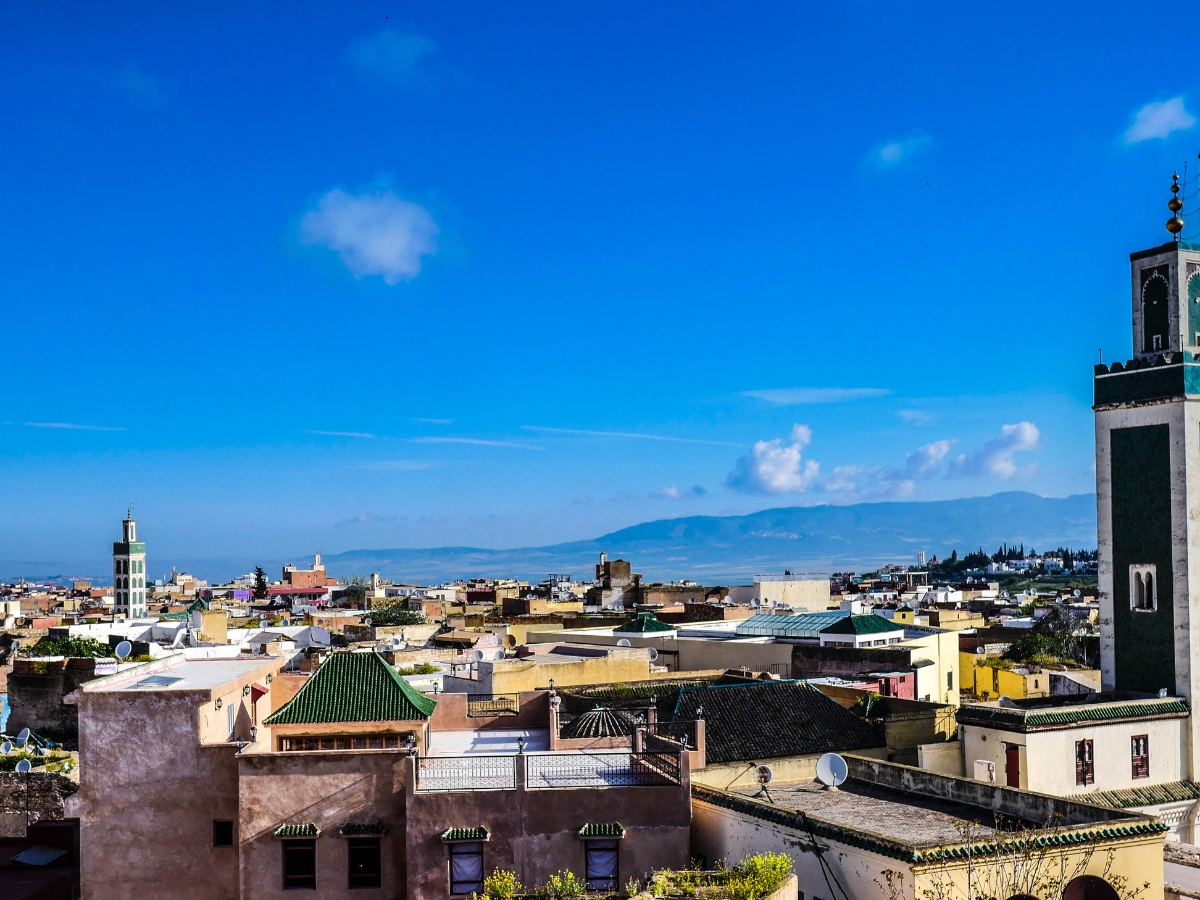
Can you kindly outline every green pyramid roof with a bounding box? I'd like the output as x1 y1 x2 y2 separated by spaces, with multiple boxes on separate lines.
264 651 437 725
613 612 675 634
819 614 904 636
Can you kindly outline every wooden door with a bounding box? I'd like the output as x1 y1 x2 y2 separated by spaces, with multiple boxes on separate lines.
1005 744 1020 788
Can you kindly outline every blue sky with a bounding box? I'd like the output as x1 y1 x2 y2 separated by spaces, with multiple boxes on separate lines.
1 2 1196 574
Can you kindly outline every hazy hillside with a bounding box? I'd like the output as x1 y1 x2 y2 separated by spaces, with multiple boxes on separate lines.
324 491 1097 584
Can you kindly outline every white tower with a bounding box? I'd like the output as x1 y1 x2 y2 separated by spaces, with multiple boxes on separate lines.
113 508 147 618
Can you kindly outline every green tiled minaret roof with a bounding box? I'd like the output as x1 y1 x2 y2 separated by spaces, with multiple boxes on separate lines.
263 651 437 725
613 612 674 634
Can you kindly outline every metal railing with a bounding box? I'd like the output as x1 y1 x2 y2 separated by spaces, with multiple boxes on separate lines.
525 751 680 789
416 755 516 791
466 693 521 717
641 720 698 751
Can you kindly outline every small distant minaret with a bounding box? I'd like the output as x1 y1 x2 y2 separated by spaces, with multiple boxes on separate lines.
113 508 147 618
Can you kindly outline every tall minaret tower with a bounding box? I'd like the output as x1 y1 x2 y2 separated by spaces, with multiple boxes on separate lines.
112 508 147 618
1096 174 1200 736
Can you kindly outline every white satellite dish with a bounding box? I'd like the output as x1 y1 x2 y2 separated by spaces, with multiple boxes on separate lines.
647 647 659 662
15 759 31 774
280 617 290 626
391 637 403 647
10 640 20 652
815 752 848 789
16 728 31 748
0 741 11 754
1073 589 1082 597
470 649 485 662
616 639 632 647
115 641 132 660
754 764 773 786
493 650 506 660
363 617 372 626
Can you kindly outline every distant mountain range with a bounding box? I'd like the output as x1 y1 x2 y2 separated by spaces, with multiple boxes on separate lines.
323 491 1097 585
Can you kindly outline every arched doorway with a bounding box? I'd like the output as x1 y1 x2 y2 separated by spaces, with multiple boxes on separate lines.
1063 875 1120 900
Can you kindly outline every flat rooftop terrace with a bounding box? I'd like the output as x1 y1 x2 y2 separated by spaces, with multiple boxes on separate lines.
85 656 277 692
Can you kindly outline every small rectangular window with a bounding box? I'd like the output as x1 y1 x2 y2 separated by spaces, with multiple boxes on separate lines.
449 842 484 895
947 672 954 690
213 820 234 847
282 839 316 890
1075 739 1094 786
585 840 620 891
348 838 382 889
1132 734 1150 779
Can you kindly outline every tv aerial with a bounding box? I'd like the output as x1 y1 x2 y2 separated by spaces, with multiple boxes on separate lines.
115 641 132 660
753 764 774 802
815 752 848 790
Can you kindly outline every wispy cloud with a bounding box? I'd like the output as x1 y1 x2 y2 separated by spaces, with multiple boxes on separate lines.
898 409 935 425
347 29 436 84
411 436 537 449
307 429 376 439
726 425 820 496
411 417 452 425
521 425 740 447
868 134 932 167
651 484 707 500
300 188 438 284
23 421 126 432
949 422 1039 479
336 512 400 526
742 387 890 406
1125 97 1196 144
817 439 953 501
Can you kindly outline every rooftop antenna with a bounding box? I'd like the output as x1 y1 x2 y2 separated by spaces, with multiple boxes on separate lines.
753 764 775 802
115 641 132 661
815 752 848 791
1169 171 1184 240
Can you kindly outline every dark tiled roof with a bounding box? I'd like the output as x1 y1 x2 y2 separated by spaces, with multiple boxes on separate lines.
1076 780 1200 809
578 823 625 837
275 823 320 837
820 615 903 636
614 613 674 633
442 827 489 842
263 651 437 725
956 698 1188 732
668 681 885 763
340 822 387 835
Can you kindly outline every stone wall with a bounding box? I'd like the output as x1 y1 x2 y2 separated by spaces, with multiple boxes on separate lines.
0 772 78 837
7 657 101 742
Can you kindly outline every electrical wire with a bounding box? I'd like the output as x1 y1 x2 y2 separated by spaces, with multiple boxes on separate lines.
799 812 853 900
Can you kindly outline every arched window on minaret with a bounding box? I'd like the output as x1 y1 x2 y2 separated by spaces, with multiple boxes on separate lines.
1187 270 1200 346
1145 571 1154 608
1143 272 1169 353
1135 572 1145 608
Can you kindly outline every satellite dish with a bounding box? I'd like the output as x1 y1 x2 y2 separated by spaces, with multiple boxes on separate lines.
363 617 372 626
0 742 11 754
391 637 403 647
647 647 659 662
1073 589 1082 598
616 639 632 647
997 695 1018 708
16 728 31 748
754 764 774 786
494 650 506 660
15 759 31 774
115 641 132 660
815 752 848 788
470 649 484 662
10 640 20 652
502 634 517 649
280 617 290 626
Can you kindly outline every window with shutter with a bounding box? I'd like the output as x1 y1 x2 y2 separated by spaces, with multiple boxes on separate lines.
1075 739 1094 786
1131 734 1149 779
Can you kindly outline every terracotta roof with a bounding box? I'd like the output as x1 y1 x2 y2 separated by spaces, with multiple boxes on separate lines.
442 827 489 842
263 651 437 725
275 823 320 837
578 823 625 838
819 615 904 636
1076 780 1200 809
614 613 675 634
667 681 885 763
956 698 1188 732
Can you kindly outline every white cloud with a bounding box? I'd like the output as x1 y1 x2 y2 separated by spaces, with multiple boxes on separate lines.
903 439 952 479
726 425 820 495
818 439 953 501
307 429 375 438
651 485 707 500
300 188 437 284
522 425 740 447
348 30 436 83
897 409 935 425
1125 97 1196 144
336 512 400 526
24 421 125 432
411 436 536 449
949 422 1039 479
869 134 932 167
742 387 889 405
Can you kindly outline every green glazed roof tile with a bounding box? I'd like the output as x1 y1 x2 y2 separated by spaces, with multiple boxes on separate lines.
340 821 388 836
1075 780 1200 810
263 651 437 725
957 698 1188 732
614 613 675 633
275 823 320 837
442 827 489 842
579 823 625 837
819 615 905 636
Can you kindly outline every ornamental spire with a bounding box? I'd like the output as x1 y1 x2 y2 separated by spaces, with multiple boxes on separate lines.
1167 171 1184 239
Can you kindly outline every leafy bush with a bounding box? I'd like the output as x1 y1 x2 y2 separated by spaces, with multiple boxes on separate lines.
727 853 792 900
545 870 586 900
396 662 441 675
25 637 113 658
482 869 523 900
369 606 426 627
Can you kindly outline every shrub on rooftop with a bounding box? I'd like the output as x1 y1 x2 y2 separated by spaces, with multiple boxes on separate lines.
25 636 114 658
369 606 426 627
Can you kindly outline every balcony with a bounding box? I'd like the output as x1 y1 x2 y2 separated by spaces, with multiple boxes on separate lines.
414 750 683 792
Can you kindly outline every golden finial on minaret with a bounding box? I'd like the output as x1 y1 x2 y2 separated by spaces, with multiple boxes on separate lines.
1167 171 1185 237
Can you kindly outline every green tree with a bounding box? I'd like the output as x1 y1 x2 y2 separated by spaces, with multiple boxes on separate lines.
252 566 269 600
